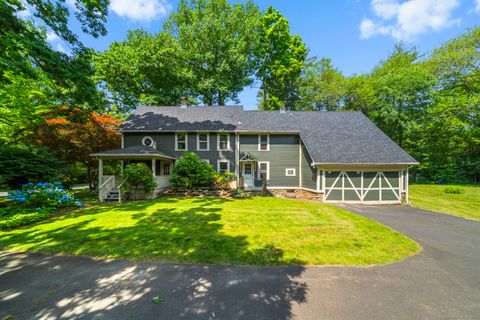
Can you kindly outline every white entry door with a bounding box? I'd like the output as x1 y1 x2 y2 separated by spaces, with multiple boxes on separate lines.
243 162 254 189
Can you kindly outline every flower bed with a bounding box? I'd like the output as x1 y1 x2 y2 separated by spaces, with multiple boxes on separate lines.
0 182 82 229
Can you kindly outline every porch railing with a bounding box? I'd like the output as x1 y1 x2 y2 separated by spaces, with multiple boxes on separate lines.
99 175 116 202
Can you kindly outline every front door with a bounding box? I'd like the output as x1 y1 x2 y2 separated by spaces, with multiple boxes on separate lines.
243 162 254 189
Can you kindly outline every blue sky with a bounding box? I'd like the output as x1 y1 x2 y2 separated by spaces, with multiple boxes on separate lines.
41 0 480 109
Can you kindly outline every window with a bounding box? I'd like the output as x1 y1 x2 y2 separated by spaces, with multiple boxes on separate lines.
285 168 296 176
175 133 187 151
197 133 209 151
201 159 210 164
217 160 230 173
244 163 252 175
163 163 171 176
258 134 270 151
142 136 154 147
258 161 270 180
217 133 230 151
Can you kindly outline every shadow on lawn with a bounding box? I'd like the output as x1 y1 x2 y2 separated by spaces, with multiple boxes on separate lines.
0 197 304 265
0 197 308 319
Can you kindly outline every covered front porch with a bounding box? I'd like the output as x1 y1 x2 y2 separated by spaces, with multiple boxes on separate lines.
239 152 265 190
91 145 176 202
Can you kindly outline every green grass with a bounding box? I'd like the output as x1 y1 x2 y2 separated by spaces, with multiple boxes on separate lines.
0 196 419 266
409 184 480 220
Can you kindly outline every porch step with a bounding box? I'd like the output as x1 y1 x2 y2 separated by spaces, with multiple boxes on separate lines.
103 189 122 201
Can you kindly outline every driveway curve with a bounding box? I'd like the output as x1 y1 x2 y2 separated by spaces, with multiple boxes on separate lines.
1 205 479 319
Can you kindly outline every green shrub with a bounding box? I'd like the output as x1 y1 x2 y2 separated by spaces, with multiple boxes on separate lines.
0 206 52 230
444 186 465 194
233 189 247 199
170 152 216 189
0 145 65 189
213 171 235 190
123 163 157 193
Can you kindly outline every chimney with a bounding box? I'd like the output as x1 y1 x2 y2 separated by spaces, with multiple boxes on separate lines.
180 97 188 109
279 104 286 113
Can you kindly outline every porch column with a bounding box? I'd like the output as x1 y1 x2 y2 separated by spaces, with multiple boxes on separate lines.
98 159 103 186
120 160 124 176
151 158 156 178
405 167 409 204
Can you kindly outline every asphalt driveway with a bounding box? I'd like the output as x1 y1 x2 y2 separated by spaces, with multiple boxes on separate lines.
1 205 479 319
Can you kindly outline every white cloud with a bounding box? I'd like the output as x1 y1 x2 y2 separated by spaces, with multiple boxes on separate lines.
360 0 461 41
56 43 67 53
110 0 172 22
475 0 480 14
16 5 32 19
46 31 60 43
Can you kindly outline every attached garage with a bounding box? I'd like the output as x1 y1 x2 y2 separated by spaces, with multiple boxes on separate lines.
322 169 408 204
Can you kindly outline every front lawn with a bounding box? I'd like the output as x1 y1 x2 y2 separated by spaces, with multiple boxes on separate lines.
0 196 419 266
409 184 480 220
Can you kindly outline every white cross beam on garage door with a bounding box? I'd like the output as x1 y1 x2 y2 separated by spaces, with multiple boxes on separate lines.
324 171 400 203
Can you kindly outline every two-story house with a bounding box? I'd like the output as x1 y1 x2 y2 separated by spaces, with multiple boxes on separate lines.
92 105 418 204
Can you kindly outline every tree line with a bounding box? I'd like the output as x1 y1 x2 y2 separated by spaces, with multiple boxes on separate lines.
0 0 479 185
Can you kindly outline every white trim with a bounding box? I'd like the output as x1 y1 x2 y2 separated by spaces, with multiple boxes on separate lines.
142 136 154 147
201 159 210 164
321 169 326 192
217 133 231 151
299 143 302 187
235 133 240 185
217 159 230 172
258 161 270 180
121 134 124 148
285 168 296 176
258 134 270 151
92 154 176 160
196 133 210 151
175 133 188 151
266 187 322 193
316 167 320 192
405 168 409 203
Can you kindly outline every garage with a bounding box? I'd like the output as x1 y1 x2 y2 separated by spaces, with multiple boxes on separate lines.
323 170 405 204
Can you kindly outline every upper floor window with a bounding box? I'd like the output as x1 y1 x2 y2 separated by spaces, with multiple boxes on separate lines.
197 133 209 151
142 136 154 147
217 133 230 151
258 134 270 151
175 133 187 151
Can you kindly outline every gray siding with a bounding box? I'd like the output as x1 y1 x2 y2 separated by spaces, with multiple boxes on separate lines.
123 132 235 172
300 143 317 190
239 134 299 187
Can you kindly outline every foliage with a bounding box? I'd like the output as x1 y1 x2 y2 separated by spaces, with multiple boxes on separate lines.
165 0 261 106
29 106 121 189
0 206 51 230
0 196 419 265
0 1 108 121
212 171 235 190
443 186 465 194
233 189 247 199
123 163 157 193
255 6 308 110
298 58 346 111
170 152 216 189
7 182 83 209
151 296 165 304
0 145 65 189
97 0 261 109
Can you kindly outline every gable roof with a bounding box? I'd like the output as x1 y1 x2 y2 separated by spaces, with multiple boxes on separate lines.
119 106 418 165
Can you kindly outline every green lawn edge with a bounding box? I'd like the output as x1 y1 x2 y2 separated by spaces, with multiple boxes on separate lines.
409 184 480 221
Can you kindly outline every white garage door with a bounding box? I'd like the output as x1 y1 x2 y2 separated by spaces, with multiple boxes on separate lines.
323 171 403 204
